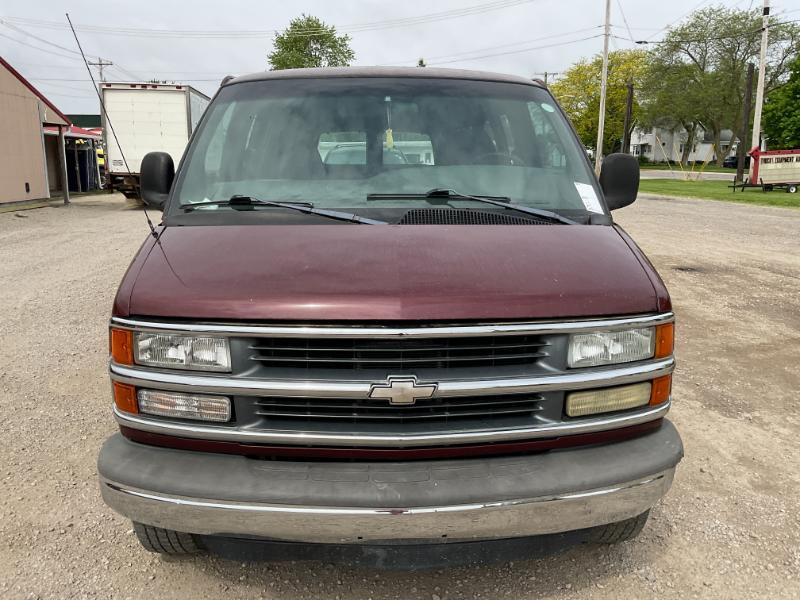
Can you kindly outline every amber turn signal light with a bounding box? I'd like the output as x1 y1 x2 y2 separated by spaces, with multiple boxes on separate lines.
110 328 134 365
112 381 138 414
654 323 674 359
650 374 672 406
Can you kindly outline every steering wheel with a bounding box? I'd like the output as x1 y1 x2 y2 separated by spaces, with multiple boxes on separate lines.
474 152 528 166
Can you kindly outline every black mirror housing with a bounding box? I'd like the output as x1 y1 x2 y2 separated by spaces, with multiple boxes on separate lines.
599 153 639 211
140 152 174 211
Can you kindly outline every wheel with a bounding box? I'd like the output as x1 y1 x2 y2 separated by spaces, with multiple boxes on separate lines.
587 510 650 544
788 185 797 194
133 522 204 555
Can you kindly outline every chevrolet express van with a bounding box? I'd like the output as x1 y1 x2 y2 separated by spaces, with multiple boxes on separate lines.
99 67 682 557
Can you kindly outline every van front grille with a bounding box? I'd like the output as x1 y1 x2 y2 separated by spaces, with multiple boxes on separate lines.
249 335 548 370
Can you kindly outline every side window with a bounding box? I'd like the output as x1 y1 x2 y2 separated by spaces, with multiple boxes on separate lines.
319 132 367 165
528 102 567 169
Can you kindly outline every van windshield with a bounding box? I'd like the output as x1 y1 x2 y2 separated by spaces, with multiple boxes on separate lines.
171 77 603 218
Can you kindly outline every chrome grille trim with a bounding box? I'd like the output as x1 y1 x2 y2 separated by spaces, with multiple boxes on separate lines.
109 357 674 399
113 401 670 447
110 312 674 339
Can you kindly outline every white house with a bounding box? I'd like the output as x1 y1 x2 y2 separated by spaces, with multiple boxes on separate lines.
631 125 737 163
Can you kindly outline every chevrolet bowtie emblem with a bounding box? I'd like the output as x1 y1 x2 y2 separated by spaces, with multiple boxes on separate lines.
368 376 438 406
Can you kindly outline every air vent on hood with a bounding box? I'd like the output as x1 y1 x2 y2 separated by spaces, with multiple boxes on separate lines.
399 208 553 225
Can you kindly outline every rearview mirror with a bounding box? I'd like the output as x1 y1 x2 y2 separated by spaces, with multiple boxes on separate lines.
140 152 174 210
599 153 639 211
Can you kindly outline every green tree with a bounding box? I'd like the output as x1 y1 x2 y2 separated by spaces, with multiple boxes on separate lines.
268 15 355 70
550 49 648 155
640 6 799 164
764 55 800 149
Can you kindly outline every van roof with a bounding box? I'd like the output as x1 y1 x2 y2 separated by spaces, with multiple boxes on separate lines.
225 66 543 88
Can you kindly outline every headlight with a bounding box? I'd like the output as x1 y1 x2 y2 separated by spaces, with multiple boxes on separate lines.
137 389 231 422
133 332 231 371
568 327 654 368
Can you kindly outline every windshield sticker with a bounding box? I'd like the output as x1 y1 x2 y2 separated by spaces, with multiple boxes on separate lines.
541 103 555 113
574 182 604 214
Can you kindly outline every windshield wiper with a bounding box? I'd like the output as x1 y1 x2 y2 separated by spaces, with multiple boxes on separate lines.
179 195 386 225
367 188 579 225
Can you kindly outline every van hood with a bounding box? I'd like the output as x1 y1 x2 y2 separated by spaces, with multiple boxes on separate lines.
121 225 664 321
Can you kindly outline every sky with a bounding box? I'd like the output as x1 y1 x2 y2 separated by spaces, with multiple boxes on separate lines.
0 0 792 114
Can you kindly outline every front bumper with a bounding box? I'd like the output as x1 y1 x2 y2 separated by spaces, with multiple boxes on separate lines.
98 420 683 544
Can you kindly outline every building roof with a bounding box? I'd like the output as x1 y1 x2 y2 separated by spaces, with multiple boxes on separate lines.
0 55 71 126
43 124 102 140
226 66 542 88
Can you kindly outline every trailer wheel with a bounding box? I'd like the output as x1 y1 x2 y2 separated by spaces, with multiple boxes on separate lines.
788 185 797 194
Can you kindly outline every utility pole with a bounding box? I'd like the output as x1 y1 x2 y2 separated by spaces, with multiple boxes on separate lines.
534 72 559 85
750 0 770 162
595 0 612 175
737 63 755 183
622 82 634 154
88 57 113 82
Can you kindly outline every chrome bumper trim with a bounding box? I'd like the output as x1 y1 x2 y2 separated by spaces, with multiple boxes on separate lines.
110 357 675 399
110 312 674 339
100 468 674 542
113 401 670 447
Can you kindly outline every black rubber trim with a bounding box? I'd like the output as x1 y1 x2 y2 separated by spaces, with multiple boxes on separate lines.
99 420 682 508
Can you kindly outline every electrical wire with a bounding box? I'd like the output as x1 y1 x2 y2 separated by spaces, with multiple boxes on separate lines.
615 0 636 43
428 34 606 65
380 25 603 65
3 1 540 39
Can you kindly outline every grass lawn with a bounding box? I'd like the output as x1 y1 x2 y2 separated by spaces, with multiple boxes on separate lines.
640 163 732 174
639 178 800 208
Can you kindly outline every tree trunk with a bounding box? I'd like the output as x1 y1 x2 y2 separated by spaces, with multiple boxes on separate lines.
680 123 697 166
712 126 723 166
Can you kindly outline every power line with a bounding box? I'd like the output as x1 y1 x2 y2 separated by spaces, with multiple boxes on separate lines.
615 0 636 43
381 25 602 65
428 34 605 65
0 19 98 58
3 2 540 39
0 30 82 60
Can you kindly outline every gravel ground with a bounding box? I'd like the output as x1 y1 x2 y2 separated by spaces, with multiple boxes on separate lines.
0 194 798 599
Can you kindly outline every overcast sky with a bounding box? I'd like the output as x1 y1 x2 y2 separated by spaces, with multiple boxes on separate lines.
0 0 785 113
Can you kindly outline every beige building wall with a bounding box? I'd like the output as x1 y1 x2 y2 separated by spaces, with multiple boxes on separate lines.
0 63 66 204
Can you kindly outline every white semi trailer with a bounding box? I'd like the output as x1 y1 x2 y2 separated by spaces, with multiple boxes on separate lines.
100 83 210 198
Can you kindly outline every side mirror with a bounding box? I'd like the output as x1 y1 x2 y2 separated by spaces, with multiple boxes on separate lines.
140 151 174 210
599 153 639 211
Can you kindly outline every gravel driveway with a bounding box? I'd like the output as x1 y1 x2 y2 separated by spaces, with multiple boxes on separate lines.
1 194 798 599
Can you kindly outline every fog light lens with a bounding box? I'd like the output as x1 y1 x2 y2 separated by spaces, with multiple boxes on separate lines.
566 382 652 417
137 389 231 422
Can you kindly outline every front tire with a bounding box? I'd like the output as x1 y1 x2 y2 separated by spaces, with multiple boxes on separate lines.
587 510 650 544
788 185 797 194
133 522 204 555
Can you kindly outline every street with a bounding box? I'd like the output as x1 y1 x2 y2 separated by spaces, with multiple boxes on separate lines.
0 194 798 599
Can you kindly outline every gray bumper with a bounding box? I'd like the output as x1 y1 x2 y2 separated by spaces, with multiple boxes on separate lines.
98 421 683 543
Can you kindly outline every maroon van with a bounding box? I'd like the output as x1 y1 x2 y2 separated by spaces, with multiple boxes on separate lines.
99 67 682 558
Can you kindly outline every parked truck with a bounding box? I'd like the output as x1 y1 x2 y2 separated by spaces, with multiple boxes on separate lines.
100 67 682 564
100 82 209 199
